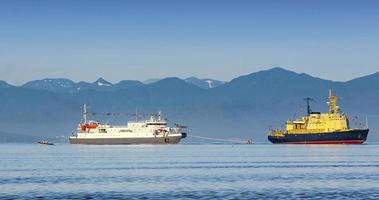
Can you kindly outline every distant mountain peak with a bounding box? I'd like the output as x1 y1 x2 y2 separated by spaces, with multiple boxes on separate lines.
147 77 204 92
157 77 183 83
0 80 12 88
42 78 74 88
269 66 289 71
237 67 311 81
21 78 75 92
223 67 333 93
94 78 112 86
113 80 144 89
143 78 161 84
185 77 225 89
260 67 297 75
261 67 324 80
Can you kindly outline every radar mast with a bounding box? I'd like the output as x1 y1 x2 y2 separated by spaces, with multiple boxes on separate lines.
327 89 339 114
303 97 314 115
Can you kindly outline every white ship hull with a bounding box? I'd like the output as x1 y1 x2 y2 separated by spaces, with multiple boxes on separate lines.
70 104 187 145
69 134 184 145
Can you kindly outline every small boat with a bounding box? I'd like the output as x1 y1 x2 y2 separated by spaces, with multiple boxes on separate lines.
38 140 54 145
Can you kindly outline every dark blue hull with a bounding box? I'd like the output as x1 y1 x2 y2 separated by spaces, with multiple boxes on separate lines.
268 129 369 144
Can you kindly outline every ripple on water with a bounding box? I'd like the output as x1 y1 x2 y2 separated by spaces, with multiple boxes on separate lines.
2 190 379 200
1 144 379 199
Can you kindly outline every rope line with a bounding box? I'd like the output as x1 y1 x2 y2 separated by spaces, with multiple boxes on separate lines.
188 135 249 143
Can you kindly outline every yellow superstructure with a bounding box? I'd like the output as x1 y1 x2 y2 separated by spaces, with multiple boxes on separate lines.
271 90 351 136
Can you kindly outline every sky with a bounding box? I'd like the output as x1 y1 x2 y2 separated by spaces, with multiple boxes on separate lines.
0 0 379 85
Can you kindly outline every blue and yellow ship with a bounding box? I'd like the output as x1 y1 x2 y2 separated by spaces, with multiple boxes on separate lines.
268 90 369 144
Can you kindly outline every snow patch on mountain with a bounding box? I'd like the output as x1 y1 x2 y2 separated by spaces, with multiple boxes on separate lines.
94 78 112 87
97 81 111 86
205 80 214 88
185 77 225 89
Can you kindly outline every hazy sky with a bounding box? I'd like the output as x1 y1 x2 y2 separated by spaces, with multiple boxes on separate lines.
1 0 379 85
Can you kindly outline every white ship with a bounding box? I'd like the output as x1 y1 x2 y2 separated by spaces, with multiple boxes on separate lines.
69 104 187 144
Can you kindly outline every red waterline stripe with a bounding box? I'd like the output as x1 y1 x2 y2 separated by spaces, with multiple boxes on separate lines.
284 140 365 144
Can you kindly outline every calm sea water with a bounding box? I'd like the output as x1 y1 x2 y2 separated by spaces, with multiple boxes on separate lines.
1 143 379 199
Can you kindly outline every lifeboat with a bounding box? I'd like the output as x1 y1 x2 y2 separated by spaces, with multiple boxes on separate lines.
80 121 99 131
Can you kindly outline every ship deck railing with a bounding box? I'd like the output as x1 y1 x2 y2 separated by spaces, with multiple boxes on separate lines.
286 128 352 134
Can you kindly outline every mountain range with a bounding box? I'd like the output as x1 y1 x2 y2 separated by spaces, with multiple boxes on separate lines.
20 77 224 93
0 67 378 143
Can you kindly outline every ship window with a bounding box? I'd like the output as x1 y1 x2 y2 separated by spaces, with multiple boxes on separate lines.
99 129 107 133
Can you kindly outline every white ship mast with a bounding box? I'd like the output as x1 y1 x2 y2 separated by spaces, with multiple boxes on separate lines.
158 111 162 121
82 104 88 123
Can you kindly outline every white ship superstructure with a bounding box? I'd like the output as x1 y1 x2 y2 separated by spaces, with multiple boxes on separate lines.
69 104 187 144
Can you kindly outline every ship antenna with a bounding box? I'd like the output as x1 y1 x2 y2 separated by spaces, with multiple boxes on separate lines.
135 107 138 121
366 116 369 129
83 103 88 123
303 97 314 115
